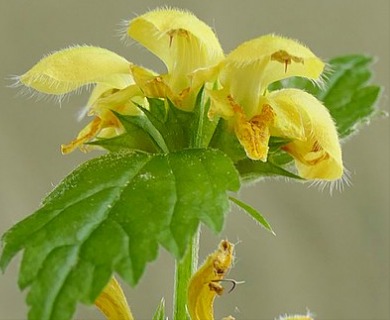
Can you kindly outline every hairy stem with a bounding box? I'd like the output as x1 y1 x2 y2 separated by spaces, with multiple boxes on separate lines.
173 228 200 320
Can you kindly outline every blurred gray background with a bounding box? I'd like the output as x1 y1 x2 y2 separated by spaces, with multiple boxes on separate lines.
0 1 388 319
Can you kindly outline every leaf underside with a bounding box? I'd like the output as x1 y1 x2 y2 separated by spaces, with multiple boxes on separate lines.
0 149 239 320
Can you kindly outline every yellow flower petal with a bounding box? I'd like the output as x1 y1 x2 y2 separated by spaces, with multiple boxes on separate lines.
75 73 135 124
61 117 102 154
128 8 224 94
207 88 236 120
131 64 199 110
91 84 144 119
86 74 135 107
267 89 343 180
130 65 175 100
86 84 119 109
188 240 234 320
208 90 275 161
226 34 324 85
190 62 223 93
20 46 130 95
234 103 275 162
95 277 134 320
259 95 306 142
220 34 324 117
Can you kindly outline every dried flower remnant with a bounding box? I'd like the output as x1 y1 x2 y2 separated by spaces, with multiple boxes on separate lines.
188 240 235 320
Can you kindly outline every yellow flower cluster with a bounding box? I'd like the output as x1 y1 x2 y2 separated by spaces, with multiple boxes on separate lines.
19 8 343 181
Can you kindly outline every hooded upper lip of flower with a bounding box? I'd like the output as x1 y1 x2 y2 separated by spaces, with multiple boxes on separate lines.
208 34 343 181
217 34 325 118
127 7 224 103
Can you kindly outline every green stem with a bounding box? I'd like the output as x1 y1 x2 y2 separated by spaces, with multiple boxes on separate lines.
173 89 206 319
173 228 200 320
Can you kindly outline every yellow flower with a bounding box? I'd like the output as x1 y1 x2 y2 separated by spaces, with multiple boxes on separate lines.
95 277 134 320
20 46 132 95
18 8 224 153
18 45 144 153
188 240 235 320
208 34 343 180
127 8 224 110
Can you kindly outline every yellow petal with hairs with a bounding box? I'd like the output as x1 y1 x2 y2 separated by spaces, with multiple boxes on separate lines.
188 240 234 320
267 89 343 180
77 76 135 122
131 64 198 110
86 74 135 108
20 46 130 95
259 95 306 142
220 34 324 117
190 63 223 93
226 34 324 86
91 85 144 119
95 277 134 320
130 65 175 100
128 8 224 95
207 88 236 120
86 84 119 110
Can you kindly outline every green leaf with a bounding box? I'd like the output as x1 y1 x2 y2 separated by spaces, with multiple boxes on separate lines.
0 149 239 320
147 98 167 122
328 85 381 138
137 98 196 152
270 54 382 139
87 133 157 153
235 158 302 181
268 137 291 151
209 119 247 163
229 196 275 235
317 55 382 138
165 99 196 150
152 298 166 320
114 112 169 153
191 87 219 148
